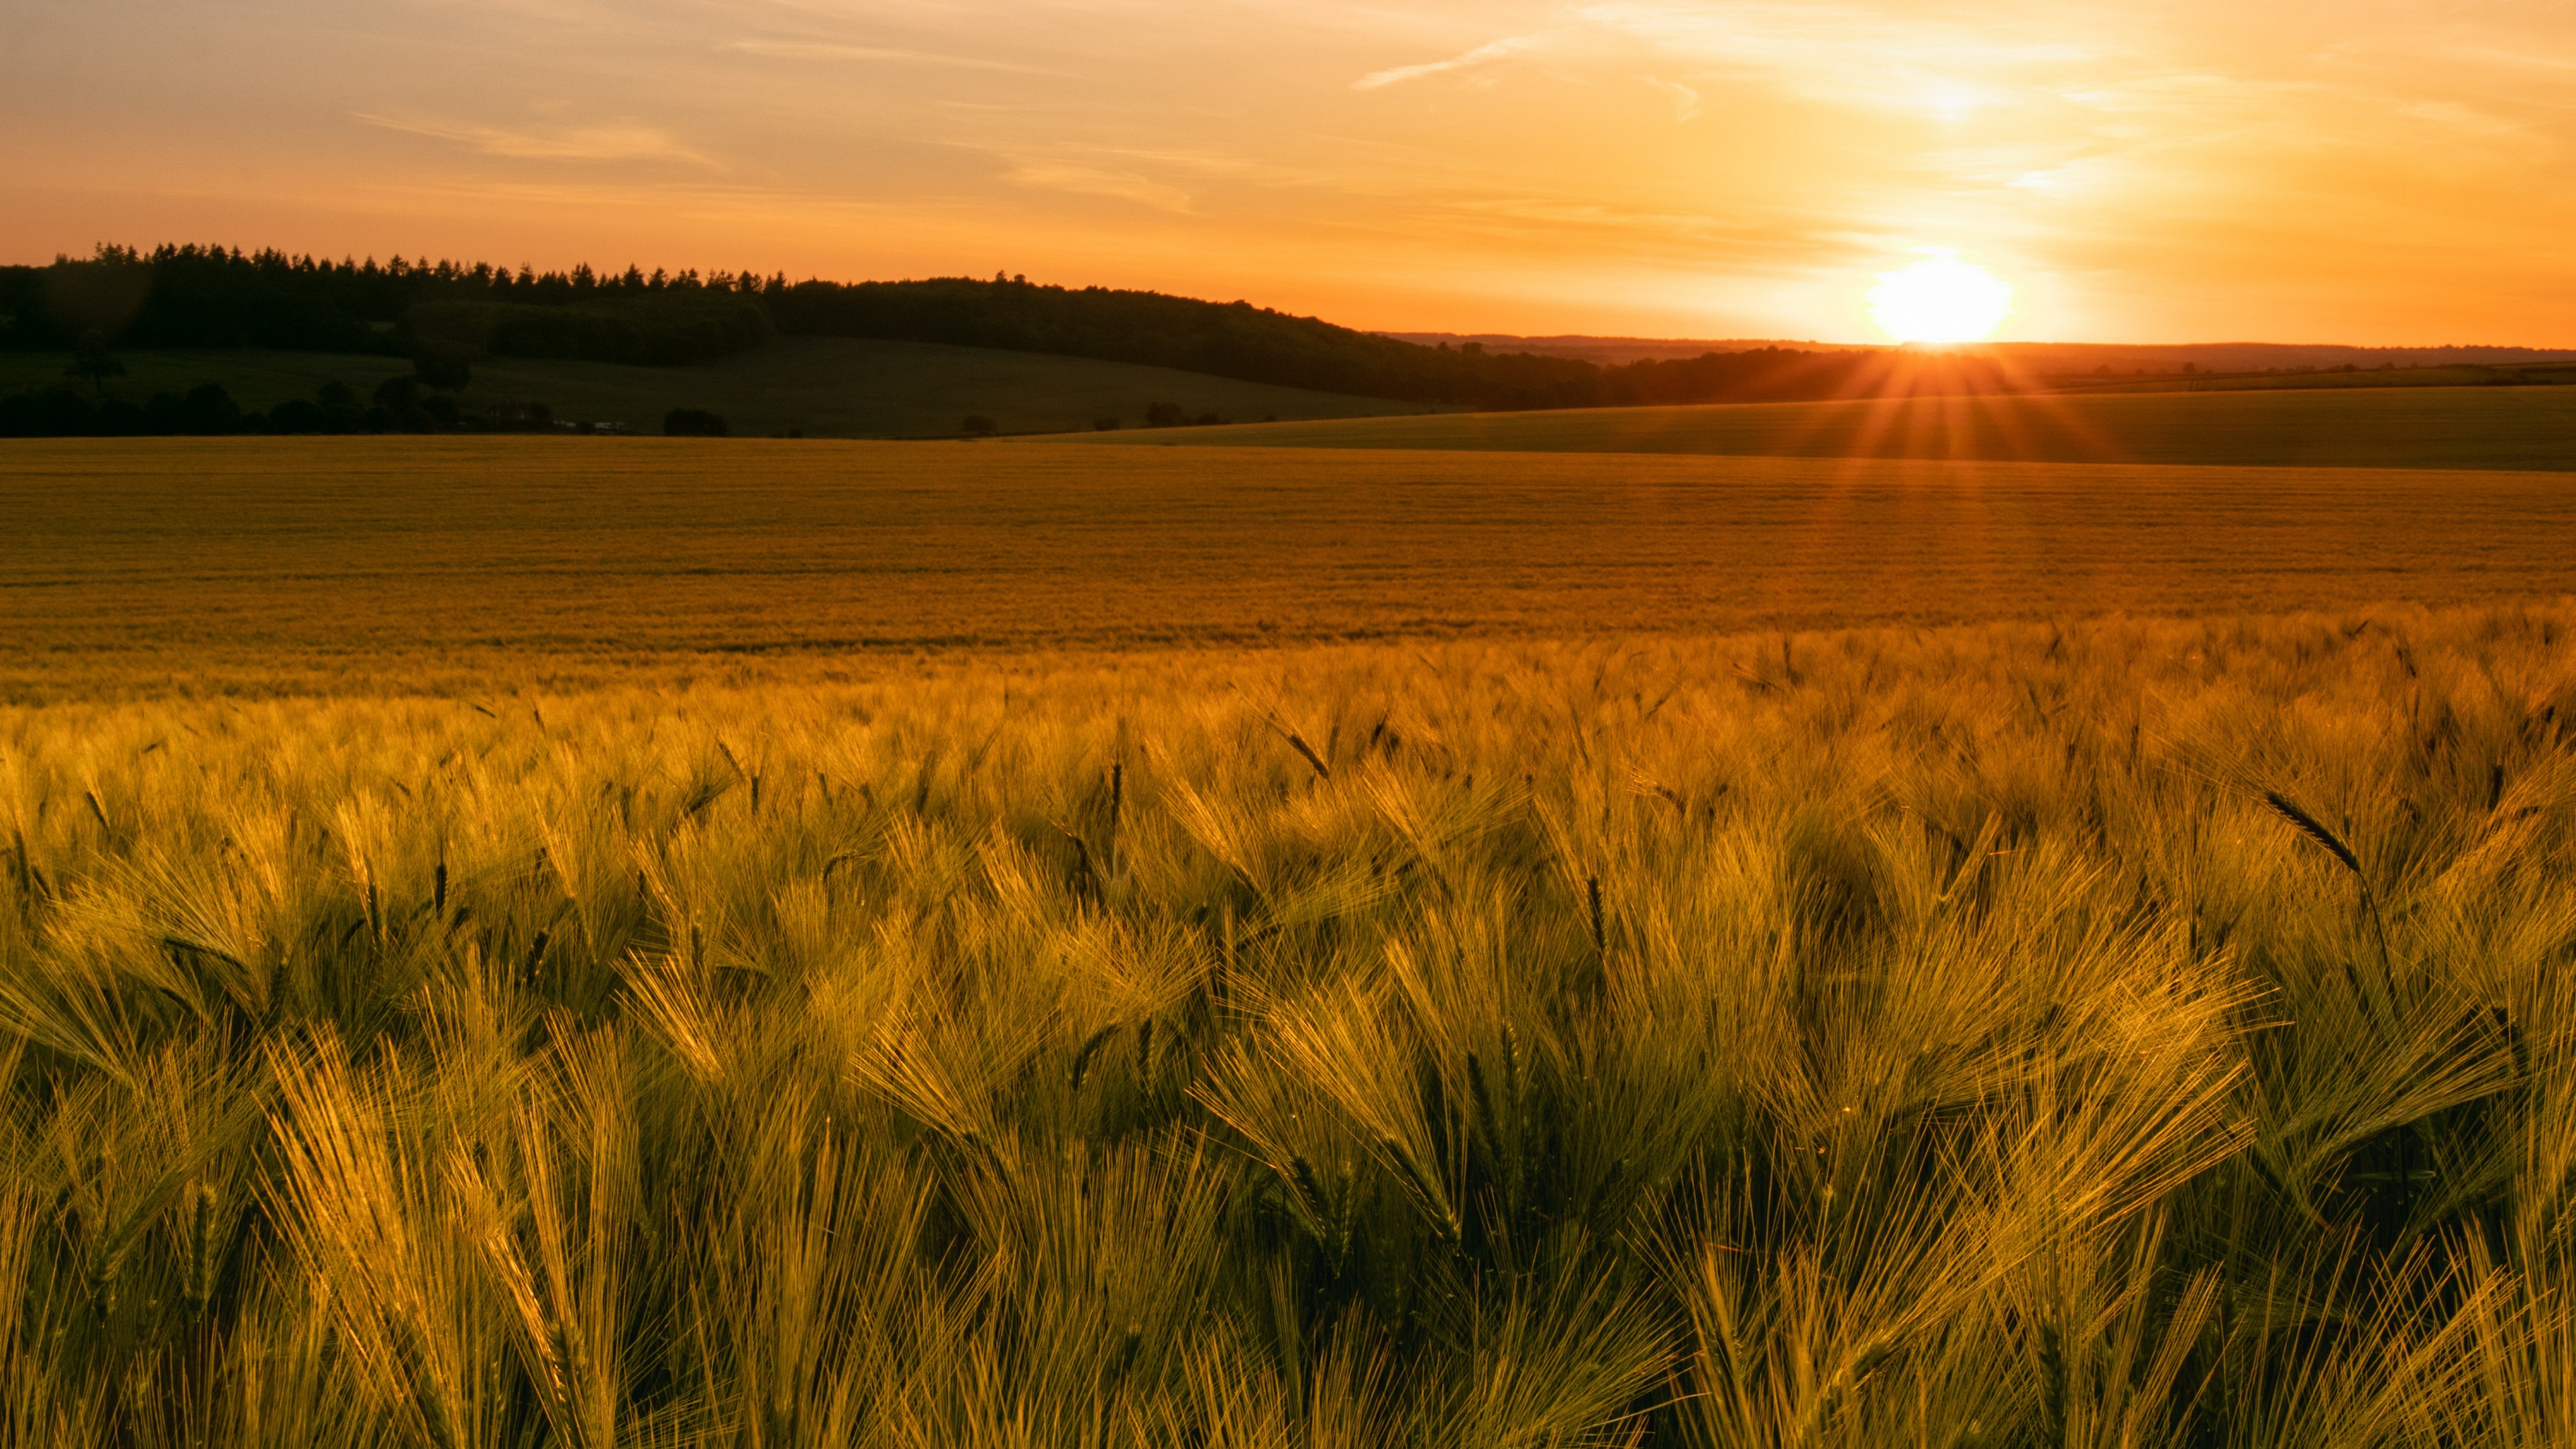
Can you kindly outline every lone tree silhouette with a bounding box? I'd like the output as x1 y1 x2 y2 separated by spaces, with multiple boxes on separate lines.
64 331 125 399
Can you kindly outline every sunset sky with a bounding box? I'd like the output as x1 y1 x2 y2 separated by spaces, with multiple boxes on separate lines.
6 1 2572 344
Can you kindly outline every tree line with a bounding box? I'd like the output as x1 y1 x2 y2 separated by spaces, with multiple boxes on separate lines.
0 374 498 439
0 246 774 367
0 376 745 439
0 244 2017 411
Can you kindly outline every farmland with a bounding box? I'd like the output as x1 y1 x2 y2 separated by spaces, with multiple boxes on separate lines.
7 429 2576 1444
0 338 1435 439
7 437 2576 699
2052 360 2576 395
1080 383 2576 472
9 598 2576 1444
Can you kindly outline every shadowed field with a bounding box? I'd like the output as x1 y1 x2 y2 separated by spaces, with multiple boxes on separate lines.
0 338 1433 438
7 437 2576 698
1073 384 2576 470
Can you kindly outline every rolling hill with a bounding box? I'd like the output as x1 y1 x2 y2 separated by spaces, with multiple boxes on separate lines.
1065 383 2576 472
0 337 1440 437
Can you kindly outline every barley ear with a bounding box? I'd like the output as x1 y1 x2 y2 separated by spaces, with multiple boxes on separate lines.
2263 791 2362 879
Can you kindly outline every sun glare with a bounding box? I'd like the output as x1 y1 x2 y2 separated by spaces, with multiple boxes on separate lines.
1868 254 2014 343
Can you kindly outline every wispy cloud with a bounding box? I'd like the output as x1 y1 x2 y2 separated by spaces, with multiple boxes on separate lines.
1642 75 1701 121
1577 2 2098 72
1062 145 1348 192
1574 2 2096 115
2396 100 2533 138
722 39 1060 76
1004 161 1192 213
351 113 716 166
1355 36 1538 90
2003 156 2119 195
1459 196 1729 234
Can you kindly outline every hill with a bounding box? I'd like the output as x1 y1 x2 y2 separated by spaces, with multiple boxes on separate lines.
0 245 2025 413
0 338 1439 438
1067 384 2576 472
453 337 1440 437
13 246 2572 429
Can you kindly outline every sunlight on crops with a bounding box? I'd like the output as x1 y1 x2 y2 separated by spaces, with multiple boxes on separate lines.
10 439 2576 703
1083 384 2576 472
7 604 2576 1442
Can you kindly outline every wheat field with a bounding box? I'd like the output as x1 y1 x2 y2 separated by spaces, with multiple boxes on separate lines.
7 601 2576 1446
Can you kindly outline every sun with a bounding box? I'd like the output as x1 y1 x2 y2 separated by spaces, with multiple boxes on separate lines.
1868 254 2013 344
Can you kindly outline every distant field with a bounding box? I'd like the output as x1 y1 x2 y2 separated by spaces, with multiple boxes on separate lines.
0 338 1436 437
5 436 2575 699
2057 362 2576 394
1077 384 2576 470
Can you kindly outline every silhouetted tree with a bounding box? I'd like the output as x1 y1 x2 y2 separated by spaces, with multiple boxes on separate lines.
64 331 125 398
413 342 474 390
266 398 327 434
182 382 241 434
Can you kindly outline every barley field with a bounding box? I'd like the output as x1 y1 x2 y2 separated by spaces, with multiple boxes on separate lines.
1079 385 2576 472
11 431 2576 1445
9 439 2576 700
7 604 2576 1446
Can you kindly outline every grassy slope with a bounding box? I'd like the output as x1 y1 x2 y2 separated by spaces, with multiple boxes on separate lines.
8 437 2576 699
0 337 1438 437
1070 383 2576 470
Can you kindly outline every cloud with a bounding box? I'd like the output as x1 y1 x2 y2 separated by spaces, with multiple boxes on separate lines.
722 39 1059 75
1060 145 1347 192
1642 75 1701 120
2004 156 2118 195
2398 100 2528 137
1355 36 1538 90
351 113 715 166
1005 162 1193 213
1573 2 2096 114
1459 196 1727 233
1576 1 2097 72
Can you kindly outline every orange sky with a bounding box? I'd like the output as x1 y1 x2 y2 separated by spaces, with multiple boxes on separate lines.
5 1 2572 344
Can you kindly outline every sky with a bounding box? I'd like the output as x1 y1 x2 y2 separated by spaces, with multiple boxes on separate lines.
4 1 2573 344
